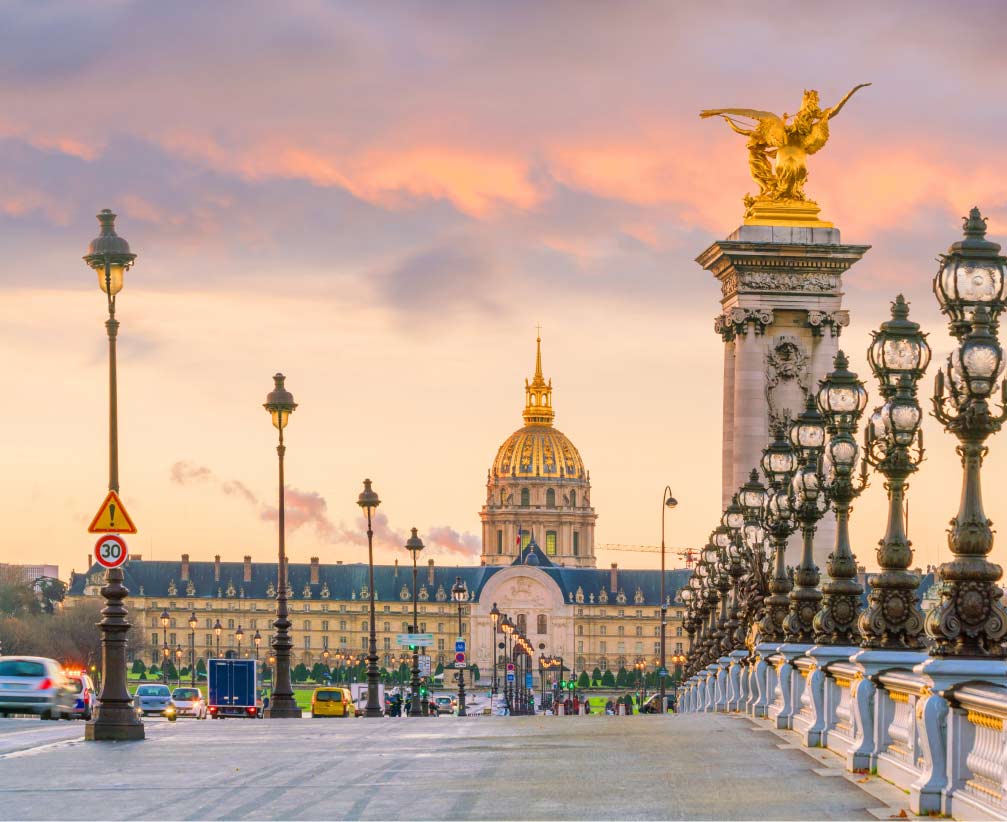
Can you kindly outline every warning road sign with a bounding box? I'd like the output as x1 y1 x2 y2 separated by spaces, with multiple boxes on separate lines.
87 491 137 534
94 534 128 568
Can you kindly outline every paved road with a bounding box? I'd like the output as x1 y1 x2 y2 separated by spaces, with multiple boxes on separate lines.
0 713 904 820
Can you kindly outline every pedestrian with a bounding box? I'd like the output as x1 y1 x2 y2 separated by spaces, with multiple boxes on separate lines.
605 698 614 715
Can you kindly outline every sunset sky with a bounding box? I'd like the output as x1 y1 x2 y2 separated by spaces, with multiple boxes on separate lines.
3 1 1007 579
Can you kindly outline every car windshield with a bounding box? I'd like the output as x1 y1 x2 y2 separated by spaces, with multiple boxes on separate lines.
172 689 199 700
136 685 170 696
0 660 46 677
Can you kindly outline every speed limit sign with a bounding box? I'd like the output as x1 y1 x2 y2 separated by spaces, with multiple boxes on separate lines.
94 534 128 568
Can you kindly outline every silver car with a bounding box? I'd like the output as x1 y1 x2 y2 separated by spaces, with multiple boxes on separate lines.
0 656 75 719
170 687 207 719
134 684 174 716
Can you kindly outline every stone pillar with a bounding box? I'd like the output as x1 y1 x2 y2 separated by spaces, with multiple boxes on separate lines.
697 224 868 570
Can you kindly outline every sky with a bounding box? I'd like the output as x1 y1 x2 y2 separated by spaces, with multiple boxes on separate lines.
3 0 1007 580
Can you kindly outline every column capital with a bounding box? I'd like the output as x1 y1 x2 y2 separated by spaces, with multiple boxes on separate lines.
714 307 774 341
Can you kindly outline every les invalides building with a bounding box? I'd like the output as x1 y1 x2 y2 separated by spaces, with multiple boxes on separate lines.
67 339 692 682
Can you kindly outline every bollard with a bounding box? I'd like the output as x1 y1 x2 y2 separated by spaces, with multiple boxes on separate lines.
618 703 626 716
557 703 565 716
580 702 587 715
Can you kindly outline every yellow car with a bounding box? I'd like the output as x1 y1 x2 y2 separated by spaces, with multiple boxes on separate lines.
311 687 354 718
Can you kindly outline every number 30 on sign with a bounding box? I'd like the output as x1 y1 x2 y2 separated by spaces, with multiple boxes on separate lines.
94 534 128 569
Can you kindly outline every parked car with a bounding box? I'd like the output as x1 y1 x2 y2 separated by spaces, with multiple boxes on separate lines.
0 657 75 720
433 695 456 715
171 687 207 719
311 687 354 718
66 671 96 720
134 684 175 717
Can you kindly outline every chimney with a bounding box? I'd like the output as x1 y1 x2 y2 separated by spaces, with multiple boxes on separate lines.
86 554 91 570
610 563 618 593
181 553 190 581
310 557 319 585
428 558 435 585
132 553 142 561
214 555 221 582
244 555 252 583
336 560 342 566
394 559 398 579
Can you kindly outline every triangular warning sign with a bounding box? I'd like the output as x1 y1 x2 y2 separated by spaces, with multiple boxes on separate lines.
87 490 137 534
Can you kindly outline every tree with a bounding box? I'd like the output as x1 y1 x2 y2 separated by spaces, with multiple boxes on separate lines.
469 664 480 683
592 667 602 686
310 662 327 682
616 666 629 687
162 659 178 680
196 659 207 678
292 663 309 683
601 670 615 687
577 671 590 688
131 659 146 676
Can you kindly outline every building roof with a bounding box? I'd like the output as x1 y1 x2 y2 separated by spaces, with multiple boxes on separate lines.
67 559 693 607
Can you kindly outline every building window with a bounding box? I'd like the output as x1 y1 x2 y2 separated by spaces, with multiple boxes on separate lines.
516 614 527 634
570 490 576 508
383 637 390 649
322 620 329 631
618 626 625 637
635 626 643 637
675 642 683 653
304 620 311 631
537 614 547 634
618 609 625 617
654 642 661 655
599 641 606 654
437 623 444 633
599 657 607 671
545 531 557 556
546 488 556 508
521 531 532 550
323 636 329 649
600 626 607 636
227 619 234 629
361 638 368 649
577 625 583 635
438 639 444 650
635 642 643 654
383 622 390 632
304 636 311 649
361 621 368 632
340 620 347 631
573 531 579 556
577 641 583 653
496 530 503 554
520 488 530 507
151 633 158 647
676 627 683 637
654 627 661 636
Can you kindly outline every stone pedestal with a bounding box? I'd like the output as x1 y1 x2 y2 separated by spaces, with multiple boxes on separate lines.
697 225 869 569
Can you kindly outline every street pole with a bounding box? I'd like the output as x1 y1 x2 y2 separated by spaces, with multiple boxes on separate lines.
358 480 383 717
264 374 299 718
452 577 468 717
660 486 677 714
406 529 424 717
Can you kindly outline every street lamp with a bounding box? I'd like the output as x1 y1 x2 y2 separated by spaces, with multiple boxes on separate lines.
82 210 142 742
263 373 299 718
188 612 197 687
489 603 500 697
758 429 799 644
160 610 170 684
405 528 425 717
813 351 869 646
175 646 183 687
213 619 222 658
357 479 383 717
452 576 468 717
928 209 1007 657
500 615 514 713
659 486 677 714
235 625 244 659
253 630 262 661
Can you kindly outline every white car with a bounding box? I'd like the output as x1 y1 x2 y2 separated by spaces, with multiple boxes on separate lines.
170 687 207 719
0 657 75 720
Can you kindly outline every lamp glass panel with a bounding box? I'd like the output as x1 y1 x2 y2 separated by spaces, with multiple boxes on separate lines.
726 511 744 530
796 423 824 449
826 385 859 412
270 409 288 430
96 263 125 295
886 402 921 434
883 338 921 371
962 341 1001 379
956 263 1001 303
769 451 796 475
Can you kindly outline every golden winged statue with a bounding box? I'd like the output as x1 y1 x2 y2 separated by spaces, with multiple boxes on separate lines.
701 84 870 226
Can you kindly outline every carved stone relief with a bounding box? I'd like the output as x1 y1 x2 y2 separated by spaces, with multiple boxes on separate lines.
765 335 810 433
714 307 774 341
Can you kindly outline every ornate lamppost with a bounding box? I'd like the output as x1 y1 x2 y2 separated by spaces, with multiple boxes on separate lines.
358 479 384 717
659 487 678 713
812 351 869 648
405 528 425 717
188 612 197 687
500 615 514 713
160 610 170 683
736 470 769 646
782 398 829 645
860 296 930 650
758 429 800 644
452 576 468 717
263 374 299 718
235 625 244 659
82 210 143 742
927 210 1007 661
254 630 262 662
213 619 222 658
490 603 500 696
175 646 183 687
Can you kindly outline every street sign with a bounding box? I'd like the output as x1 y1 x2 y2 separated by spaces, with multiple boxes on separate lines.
506 663 515 672
418 655 431 676
658 667 669 678
395 633 434 646
506 671 515 682
88 490 137 534
455 638 466 653
454 651 466 668
94 534 128 569
525 672 533 688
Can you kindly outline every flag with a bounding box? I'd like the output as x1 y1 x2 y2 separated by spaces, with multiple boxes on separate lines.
516 525 523 546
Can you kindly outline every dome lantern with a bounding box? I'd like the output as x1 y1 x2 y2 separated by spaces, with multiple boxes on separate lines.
523 332 555 426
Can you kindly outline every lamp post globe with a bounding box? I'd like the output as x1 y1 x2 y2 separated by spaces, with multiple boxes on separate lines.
263 373 299 718
357 479 383 717
404 527 425 717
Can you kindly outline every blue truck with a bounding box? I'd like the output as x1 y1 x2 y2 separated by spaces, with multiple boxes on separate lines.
208 659 261 719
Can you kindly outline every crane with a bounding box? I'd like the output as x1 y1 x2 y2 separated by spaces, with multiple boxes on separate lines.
598 544 695 568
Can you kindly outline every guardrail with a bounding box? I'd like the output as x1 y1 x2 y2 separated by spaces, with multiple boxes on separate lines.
677 649 1007 818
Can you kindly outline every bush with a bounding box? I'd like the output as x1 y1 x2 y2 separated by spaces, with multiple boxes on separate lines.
138 672 147 681
577 671 590 688
616 667 629 687
131 659 146 675
292 663 309 683
591 667 602 686
162 660 178 680
601 670 615 687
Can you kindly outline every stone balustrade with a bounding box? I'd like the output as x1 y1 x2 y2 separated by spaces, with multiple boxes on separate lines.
677 652 1007 819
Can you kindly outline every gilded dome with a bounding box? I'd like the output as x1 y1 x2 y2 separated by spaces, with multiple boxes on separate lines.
491 334 587 481
493 424 586 480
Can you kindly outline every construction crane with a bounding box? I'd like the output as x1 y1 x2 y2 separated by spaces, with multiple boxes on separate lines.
598 544 695 568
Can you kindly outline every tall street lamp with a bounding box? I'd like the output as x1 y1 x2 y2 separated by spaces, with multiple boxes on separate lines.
263 373 300 718
860 295 929 649
235 625 244 659
928 209 1007 659
405 528 425 717
659 487 678 714
254 630 262 662
758 429 799 644
489 603 500 696
812 351 869 647
357 479 383 717
500 615 514 713
213 619 222 658
175 646 183 688
188 612 197 687
452 576 468 717
83 209 142 742
160 610 170 683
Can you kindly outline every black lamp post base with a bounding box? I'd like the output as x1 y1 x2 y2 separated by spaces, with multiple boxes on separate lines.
264 697 301 718
85 708 145 741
